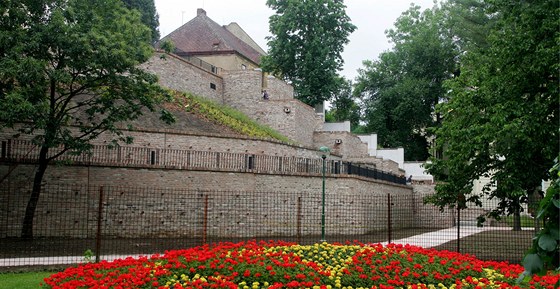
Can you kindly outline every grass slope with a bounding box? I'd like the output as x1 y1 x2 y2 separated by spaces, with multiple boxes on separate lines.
171 90 294 144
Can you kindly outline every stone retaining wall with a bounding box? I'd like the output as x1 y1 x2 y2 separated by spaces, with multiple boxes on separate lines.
1 164 450 238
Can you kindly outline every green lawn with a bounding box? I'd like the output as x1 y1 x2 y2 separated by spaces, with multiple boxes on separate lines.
502 215 535 227
0 271 55 289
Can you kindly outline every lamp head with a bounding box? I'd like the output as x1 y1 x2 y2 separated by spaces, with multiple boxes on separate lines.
318 146 330 158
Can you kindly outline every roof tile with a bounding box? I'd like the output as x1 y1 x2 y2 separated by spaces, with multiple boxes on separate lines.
160 9 263 65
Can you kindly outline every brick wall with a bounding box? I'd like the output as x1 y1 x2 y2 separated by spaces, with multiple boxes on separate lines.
0 51 444 239
0 126 324 164
412 184 454 228
140 53 224 103
97 130 321 158
0 163 448 238
313 131 369 158
142 57 322 148
222 70 263 111
265 75 294 101
140 52 404 173
252 99 322 148
311 131 404 175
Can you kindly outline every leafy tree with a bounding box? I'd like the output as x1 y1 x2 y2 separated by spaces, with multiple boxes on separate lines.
160 39 175 54
0 0 173 239
262 0 356 106
443 0 494 52
326 77 360 131
122 0 160 43
425 0 559 231
354 4 457 161
519 157 559 281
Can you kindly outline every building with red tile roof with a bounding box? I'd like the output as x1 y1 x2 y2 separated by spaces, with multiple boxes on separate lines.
159 8 265 73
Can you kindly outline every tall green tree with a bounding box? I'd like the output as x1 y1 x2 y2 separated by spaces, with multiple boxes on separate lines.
262 0 356 106
354 4 458 161
326 77 361 131
0 0 173 239
444 0 494 52
122 0 160 43
425 0 559 231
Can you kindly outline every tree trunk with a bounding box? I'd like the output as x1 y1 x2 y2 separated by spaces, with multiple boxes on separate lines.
21 145 49 239
512 197 522 231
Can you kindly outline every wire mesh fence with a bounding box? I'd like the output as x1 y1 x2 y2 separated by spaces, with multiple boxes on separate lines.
0 184 537 270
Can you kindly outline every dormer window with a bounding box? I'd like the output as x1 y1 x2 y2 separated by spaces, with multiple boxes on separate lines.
212 42 219 50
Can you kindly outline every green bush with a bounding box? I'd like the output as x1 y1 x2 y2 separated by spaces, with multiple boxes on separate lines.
519 157 560 284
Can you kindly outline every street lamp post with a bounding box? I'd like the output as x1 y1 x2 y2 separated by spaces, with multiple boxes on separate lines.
319 146 330 242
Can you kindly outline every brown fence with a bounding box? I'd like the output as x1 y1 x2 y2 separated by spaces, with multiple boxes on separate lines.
0 139 406 185
0 184 537 270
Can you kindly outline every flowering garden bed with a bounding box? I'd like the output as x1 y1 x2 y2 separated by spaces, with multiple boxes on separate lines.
43 241 559 289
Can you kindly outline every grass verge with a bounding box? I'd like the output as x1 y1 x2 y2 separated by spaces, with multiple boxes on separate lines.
434 229 534 264
0 271 54 289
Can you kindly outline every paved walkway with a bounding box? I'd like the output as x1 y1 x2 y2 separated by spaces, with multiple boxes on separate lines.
379 226 509 248
0 226 519 267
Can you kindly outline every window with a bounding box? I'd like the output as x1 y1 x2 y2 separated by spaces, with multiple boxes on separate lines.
210 83 216 90
246 154 255 170
241 64 247 70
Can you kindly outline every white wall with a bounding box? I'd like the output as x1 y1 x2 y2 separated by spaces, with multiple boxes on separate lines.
377 148 404 169
404 162 433 182
323 121 351 132
357 134 377 156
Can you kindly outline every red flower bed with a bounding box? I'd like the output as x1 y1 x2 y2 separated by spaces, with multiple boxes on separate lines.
43 241 559 288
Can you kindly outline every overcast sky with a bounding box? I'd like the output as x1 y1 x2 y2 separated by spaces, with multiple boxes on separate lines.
154 0 436 81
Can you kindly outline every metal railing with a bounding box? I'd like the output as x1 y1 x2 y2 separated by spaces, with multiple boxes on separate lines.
0 139 406 185
174 53 223 75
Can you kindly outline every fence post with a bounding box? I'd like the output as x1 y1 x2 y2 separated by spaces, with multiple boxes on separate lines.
117 146 122 163
457 205 461 253
95 186 104 263
1 141 6 159
387 193 392 244
7 139 11 159
297 196 302 244
202 194 208 245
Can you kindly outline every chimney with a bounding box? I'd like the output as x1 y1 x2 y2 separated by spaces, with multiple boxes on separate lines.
197 8 206 16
